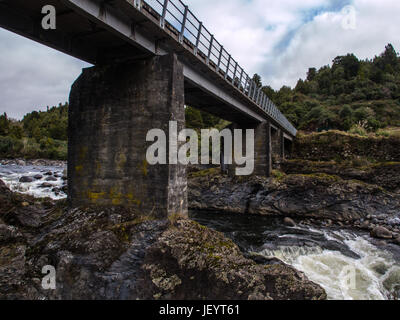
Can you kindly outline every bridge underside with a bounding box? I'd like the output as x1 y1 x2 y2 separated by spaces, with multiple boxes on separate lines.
0 0 294 216
0 0 295 131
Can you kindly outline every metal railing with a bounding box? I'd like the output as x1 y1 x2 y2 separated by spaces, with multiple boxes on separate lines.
136 0 297 136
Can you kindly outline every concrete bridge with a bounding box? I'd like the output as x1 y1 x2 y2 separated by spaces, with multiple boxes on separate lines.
0 0 297 217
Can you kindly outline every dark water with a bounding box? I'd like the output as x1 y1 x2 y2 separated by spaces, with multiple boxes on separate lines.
189 210 400 300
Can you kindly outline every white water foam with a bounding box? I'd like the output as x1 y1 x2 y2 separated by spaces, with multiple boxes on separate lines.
258 228 400 300
0 164 66 200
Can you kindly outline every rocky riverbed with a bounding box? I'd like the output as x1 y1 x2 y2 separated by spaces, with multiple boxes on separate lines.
188 167 400 245
2 159 400 300
0 160 67 199
0 178 326 300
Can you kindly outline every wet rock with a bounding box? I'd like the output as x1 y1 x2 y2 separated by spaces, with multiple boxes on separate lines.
16 159 26 166
0 182 327 300
394 237 400 245
360 220 370 230
140 219 326 300
61 185 68 194
45 176 58 182
39 182 53 188
19 176 33 183
52 188 61 195
33 174 43 180
0 224 21 242
44 171 53 176
188 170 400 225
371 226 393 239
283 217 296 227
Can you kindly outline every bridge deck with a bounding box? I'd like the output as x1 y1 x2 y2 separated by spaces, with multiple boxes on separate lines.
0 0 296 137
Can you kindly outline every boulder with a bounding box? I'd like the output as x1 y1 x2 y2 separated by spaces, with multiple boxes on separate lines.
371 226 392 239
19 176 33 183
283 217 296 227
45 176 58 182
39 182 53 188
33 174 43 180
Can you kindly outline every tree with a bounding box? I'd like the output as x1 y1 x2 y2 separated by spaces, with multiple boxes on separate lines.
307 68 317 81
252 73 262 88
185 106 204 130
0 113 10 136
332 54 360 80
295 79 310 94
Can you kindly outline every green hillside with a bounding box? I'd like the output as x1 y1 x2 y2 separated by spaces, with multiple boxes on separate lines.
261 44 400 133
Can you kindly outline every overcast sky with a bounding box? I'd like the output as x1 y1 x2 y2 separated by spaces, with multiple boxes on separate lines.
0 0 399 119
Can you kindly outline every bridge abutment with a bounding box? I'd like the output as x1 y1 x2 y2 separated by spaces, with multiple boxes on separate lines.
68 54 188 218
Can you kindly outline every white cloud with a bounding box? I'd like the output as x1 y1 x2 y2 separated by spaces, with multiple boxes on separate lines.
0 29 88 119
0 0 399 119
264 0 400 89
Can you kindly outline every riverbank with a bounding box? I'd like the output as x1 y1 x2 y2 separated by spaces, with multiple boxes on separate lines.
189 167 400 247
0 179 326 300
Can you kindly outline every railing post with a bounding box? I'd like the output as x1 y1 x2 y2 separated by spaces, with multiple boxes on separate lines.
134 0 141 10
253 85 259 102
245 76 250 95
239 69 244 91
250 81 255 99
207 34 214 64
160 0 169 28
256 88 261 103
179 5 188 43
217 46 223 71
225 54 231 80
232 62 238 86
194 22 202 55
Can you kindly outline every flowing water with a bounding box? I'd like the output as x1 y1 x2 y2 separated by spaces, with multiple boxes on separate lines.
190 211 400 300
1 164 399 300
0 163 67 200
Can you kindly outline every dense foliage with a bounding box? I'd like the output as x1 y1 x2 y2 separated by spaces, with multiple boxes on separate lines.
0 103 225 160
0 103 68 159
1 44 399 160
259 44 400 132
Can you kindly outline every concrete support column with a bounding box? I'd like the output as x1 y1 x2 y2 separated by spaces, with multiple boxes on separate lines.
226 121 272 177
253 121 272 176
68 54 187 218
280 130 285 160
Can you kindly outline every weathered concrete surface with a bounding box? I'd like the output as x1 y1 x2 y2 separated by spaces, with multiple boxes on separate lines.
227 121 272 177
253 121 272 176
271 128 284 165
68 54 187 218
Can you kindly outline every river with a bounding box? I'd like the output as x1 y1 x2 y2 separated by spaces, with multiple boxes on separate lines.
1 163 399 300
190 211 400 300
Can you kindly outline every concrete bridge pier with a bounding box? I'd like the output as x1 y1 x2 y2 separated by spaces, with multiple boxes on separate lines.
227 121 272 177
68 54 188 218
271 127 285 166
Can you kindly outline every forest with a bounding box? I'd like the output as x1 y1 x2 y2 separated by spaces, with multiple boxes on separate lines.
259 44 400 134
0 44 399 160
